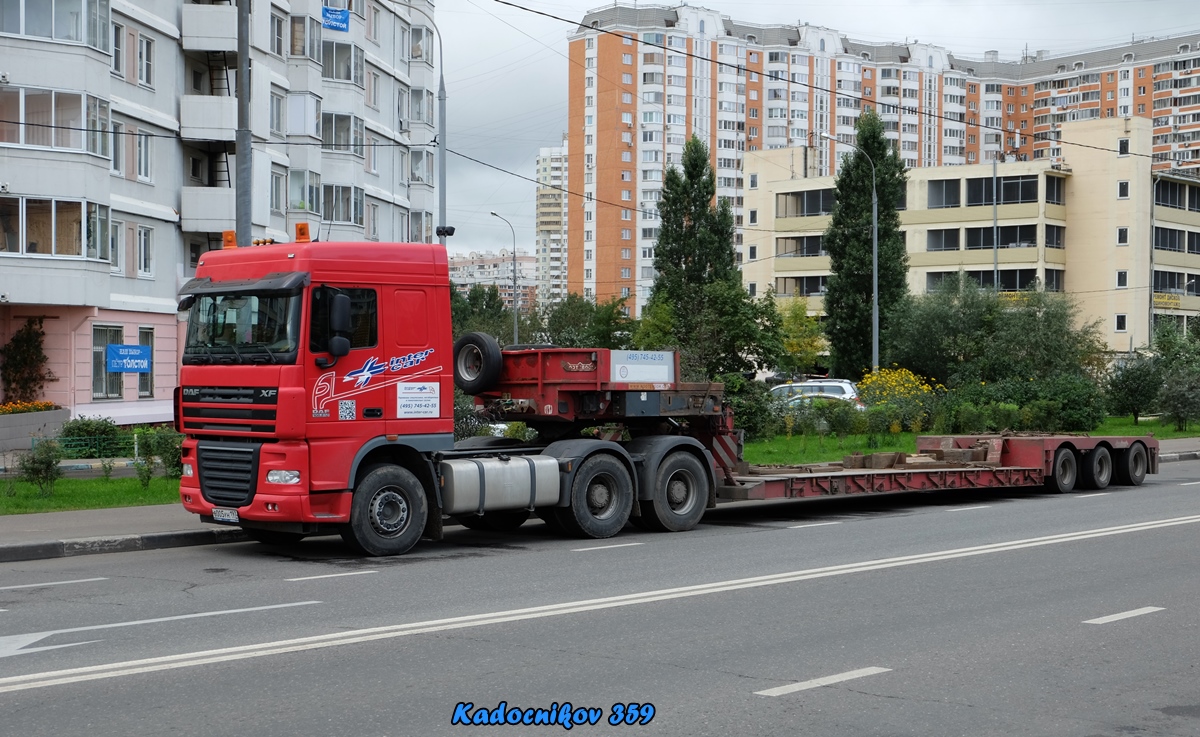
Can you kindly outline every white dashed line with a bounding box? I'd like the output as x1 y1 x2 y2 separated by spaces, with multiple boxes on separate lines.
755 667 892 697
788 522 843 529
286 571 378 582
0 578 108 591
1084 606 1164 625
1075 493 1109 498
572 543 644 552
946 506 991 512
1180 481 1200 486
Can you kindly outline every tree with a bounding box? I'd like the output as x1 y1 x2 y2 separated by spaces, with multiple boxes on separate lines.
1106 354 1162 425
0 318 53 403
1152 323 1200 430
822 110 909 379
777 297 825 377
450 284 515 343
535 294 631 349
644 136 782 377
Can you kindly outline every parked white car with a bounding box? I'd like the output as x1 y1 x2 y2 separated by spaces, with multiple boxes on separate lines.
771 379 860 402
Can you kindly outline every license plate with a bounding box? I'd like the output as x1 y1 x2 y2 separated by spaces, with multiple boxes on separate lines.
211 508 239 524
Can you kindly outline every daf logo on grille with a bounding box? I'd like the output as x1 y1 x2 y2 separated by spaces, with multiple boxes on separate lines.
183 388 200 396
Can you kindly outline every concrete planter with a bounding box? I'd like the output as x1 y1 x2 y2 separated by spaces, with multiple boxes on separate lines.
0 409 71 452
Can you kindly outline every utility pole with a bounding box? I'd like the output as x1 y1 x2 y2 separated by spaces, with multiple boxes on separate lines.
235 0 252 246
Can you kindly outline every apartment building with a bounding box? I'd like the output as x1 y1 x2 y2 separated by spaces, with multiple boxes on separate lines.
448 250 538 314
0 0 438 422
567 3 1200 316
741 117 1200 352
535 137 568 305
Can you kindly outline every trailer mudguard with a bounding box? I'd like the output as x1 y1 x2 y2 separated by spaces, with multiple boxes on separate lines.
540 439 638 507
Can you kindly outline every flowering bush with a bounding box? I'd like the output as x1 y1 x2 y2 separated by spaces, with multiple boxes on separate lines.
857 367 941 431
0 400 57 416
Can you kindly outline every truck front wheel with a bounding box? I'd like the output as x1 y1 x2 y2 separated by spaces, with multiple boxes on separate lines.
639 452 709 532
555 454 633 539
341 466 428 556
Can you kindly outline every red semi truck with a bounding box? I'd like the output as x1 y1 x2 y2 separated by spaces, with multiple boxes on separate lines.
175 239 1159 556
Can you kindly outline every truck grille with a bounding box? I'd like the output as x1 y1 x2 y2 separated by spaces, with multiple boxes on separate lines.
181 386 277 436
197 442 260 508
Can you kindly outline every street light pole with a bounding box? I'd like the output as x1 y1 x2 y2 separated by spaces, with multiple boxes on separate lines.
491 211 518 345
822 133 879 373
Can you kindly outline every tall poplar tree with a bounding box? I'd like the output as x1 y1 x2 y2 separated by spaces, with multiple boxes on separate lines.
639 136 781 378
822 110 909 379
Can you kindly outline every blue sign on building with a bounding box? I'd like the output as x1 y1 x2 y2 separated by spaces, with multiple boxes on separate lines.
106 344 152 374
321 7 350 32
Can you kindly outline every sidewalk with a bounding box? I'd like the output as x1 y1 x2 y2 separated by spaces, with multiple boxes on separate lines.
1 437 1198 564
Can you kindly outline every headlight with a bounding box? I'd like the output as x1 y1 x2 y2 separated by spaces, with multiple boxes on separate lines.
266 470 302 485
182 463 194 477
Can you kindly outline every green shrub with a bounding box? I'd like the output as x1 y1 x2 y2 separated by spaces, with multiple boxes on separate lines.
719 374 782 441
990 402 1021 431
453 389 489 441
18 440 64 498
955 402 989 434
1021 400 1062 432
133 456 156 490
1158 364 1200 431
1038 374 1104 431
59 415 121 439
145 427 183 479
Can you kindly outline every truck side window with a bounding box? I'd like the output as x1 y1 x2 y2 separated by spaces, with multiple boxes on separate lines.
310 287 378 352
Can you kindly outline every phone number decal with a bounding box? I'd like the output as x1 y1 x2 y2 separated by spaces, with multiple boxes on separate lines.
452 702 655 729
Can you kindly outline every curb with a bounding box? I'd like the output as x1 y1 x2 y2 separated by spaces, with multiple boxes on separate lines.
1159 452 1199 463
0 461 138 474
0 528 249 563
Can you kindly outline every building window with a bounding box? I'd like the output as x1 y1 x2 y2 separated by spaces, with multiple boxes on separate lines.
322 42 365 86
136 132 151 181
289 169 322 212
748 209 758 225
1117 227 1128 246
622 53 632 65
92 325 124 400
926 228 960 251
322 185 365 225
111 22 125 76
270 172 285 213
110 121 124 175
1045 224 1065 249
1045 176 1065 205
1118 138 1129 156
1117 181 1129 199
136 226 153 276
366 4 381 43
621 248 631 259
271 14 286 56
270 93 285 136
1116 314 1127 332
1044 268 1065 292
366 70 381 109
366 201 379 240
927 179 961 209
1116 270 1128 289
321 112 365 156
138 327 154 398
291 15 322 60
966 175 1037 206
621 268 631 279
620 229 631 240
137 34 153 87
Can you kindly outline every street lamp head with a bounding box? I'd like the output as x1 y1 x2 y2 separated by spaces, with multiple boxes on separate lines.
489 211 498 217
818 132 835 141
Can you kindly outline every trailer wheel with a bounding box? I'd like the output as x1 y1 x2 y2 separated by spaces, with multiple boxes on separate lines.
341 466 427 556
243 528 305 546
453 510 530 532
1045 446 1078 494
1115 442 1148 486
555 454 633 538
453 332 502 394
639 452 709 532
1079 446 1112 490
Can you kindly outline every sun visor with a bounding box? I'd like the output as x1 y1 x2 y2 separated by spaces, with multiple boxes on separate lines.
179 271 311 297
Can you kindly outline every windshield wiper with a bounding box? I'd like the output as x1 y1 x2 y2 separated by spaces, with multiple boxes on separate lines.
245 342 280 364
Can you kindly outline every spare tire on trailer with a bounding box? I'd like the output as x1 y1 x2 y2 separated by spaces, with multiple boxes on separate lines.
453 332 503 394
1115 442 1149 486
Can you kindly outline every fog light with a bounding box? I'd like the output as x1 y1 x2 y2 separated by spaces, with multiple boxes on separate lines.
182 463 194 477
266 470 301 485
183 494 193 503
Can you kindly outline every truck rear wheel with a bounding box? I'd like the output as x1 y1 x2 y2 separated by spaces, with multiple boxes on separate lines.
1045 446 1078 494
341 466 428 556
555 454 633 538
1115 443 1148 486
1080 446 1112 490
454 509 530 532
639 452 708 532
453 332 502 394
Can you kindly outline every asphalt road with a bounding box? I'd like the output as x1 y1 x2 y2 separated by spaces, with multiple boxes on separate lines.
3 463 1200 736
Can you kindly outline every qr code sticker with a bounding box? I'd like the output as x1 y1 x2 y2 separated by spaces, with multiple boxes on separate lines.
338 400 356 421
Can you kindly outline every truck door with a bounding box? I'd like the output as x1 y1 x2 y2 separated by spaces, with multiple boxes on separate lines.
385 287 449 438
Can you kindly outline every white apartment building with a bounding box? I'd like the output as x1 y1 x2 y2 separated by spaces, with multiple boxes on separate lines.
0 0 439 422
448 249 537 314
535 136 568 305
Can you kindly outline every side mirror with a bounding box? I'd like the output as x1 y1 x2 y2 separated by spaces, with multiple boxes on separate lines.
329 335 350 358
177 295 195 312
330 293 352 334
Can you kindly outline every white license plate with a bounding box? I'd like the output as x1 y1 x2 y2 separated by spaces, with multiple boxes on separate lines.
211 508 239 524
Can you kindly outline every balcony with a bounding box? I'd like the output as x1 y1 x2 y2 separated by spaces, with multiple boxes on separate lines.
180 96 236 141
182 4 237 53
181 187 236 233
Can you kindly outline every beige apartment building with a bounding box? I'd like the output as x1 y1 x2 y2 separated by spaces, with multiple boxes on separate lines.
567 3 1200 317
535 138 569 305
742 117 1200 351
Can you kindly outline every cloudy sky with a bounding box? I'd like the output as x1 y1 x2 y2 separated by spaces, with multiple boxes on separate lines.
435 0 1195 256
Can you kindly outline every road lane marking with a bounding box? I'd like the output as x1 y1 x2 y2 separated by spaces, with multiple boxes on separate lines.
788 522 843 529
1084 606 1165 625
286 571 377 582
755 667 892 697
0 578 107 591
0 602 322 660
572 543 644 552
946 506 990 512
5 514 1200 693
1180 481 1200 486
1075 493 1109 498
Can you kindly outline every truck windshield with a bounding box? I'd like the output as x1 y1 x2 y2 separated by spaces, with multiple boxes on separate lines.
183 293 302 365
